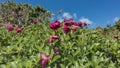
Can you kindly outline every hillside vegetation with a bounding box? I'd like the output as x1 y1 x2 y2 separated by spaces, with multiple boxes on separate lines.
0 1 120 68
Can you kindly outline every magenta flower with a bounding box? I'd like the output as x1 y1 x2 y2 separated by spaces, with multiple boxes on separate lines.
83 22 87 26
53 48 60 54
62 25 70 34
15 27 22 33
49 35 59 43
33 20 38 24
72 22 79 26
6 24 14 31
114 34 119 39
78 22 83 27
39 53 50 68
72 25 79 31
64 18 73 26
50 20 60 31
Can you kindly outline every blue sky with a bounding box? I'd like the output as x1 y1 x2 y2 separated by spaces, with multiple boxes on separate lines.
0 0 120 28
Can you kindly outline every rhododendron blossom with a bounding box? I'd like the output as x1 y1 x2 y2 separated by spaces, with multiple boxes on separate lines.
114 34 119 39
39 53 50 68
78 22 83 27
33 20 38 24
72 22 79 26
64 18 73 26
62 25 70 34
72 25 79 31
15 27 22 33
49 35 59 43
50 20 60 31
6 24 14 31
83 22 88 26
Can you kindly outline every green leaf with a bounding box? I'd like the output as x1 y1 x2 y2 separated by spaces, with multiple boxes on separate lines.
51 55 61 64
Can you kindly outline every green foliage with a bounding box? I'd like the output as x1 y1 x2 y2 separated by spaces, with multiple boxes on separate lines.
0 22 120 68
115 20 120 31
0 1 120 68
0 1 51 26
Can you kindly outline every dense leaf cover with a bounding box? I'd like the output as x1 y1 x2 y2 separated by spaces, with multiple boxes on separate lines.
0 1 120 68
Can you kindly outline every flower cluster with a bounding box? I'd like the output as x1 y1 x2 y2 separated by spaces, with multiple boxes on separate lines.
50 20 60 31
6 24 14 32
114 34 119 39
33 19 38 24
39 53 50 68
48 35 59 43
49 18 88 34
15 27 22 33
62 18 88 34
6 24 22 33
5 20 39 33
39 18 88 67
4 18 120 68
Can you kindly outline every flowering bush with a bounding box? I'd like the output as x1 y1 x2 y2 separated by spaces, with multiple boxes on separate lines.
0 18 120 68
0 1 120 68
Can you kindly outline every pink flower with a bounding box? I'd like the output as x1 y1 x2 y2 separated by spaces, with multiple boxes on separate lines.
83 22 87 26
78 22 83 27
53 48 60 54
62 25 70 34
49 36 59 43
50 20 60 31
64 18 73 26
114 34 119 39
33 20 38 24
6 24 14 31
15 27 22 33
72 22 79 26
72 25 79 31
39 53 50 68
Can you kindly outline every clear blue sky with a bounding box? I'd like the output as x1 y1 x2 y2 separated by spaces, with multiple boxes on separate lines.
0 0 120 28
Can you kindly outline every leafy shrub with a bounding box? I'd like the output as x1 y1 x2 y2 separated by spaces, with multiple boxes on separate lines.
0 1 120 68
0 1 51 27
0 18 120 68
